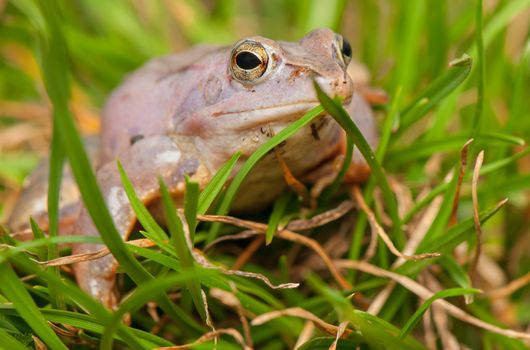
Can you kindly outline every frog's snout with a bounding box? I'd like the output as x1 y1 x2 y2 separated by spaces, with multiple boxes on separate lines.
297 28 355 102
313 74 354 104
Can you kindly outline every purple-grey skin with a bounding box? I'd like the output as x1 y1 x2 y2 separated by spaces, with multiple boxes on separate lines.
7 28 378 308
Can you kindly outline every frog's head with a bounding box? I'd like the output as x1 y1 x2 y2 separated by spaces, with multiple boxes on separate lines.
217 28 353 127
180 28 355 166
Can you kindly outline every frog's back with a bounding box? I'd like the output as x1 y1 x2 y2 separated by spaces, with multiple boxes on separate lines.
99 45 224 162
5 46 223 235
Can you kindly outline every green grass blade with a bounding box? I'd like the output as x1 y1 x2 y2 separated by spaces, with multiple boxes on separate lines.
159 180 193 268
307 274 426 349
0 235 101 265
400 201 506 277
100 269 215 350
116 163 204 332
425 202 504 253
402 147 530 224
0 261 67 350
127 243 181 271
391 0 425 96
40 310 170 348
117 161 167 241
0 306 170 348
29 218 46 260
265 192 291 245
480 147 530 174
470 0 484 140
127 245 288 315
207 105 324 242
314 82 403 244
377 87 402 161
347 87 402 274
397 54 472 133
321 134 353 201
425 0 449 78
482 0 530 48
399 288 481 339
416 171 459 247
388 131 524 164
421 0 529 142
296 337 359 350
402 183 448 224
46 121 63 260
159 178 205 321
37 1 201 332
47 310 172 347
302 0 346 32
136 229 177 258
184 176 199 241
197 151 241 215
480 174 530 197
439 255 474 302
114 162 173 255
46 120 65 309
36 0 164 304
5 251 146 348
0 328 29 350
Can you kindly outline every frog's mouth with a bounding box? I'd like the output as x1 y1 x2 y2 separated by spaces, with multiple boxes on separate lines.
216 101 321 131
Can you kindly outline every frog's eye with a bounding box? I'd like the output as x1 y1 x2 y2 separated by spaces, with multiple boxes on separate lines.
341 38 352 63
336 35 352 66
230 40 269 82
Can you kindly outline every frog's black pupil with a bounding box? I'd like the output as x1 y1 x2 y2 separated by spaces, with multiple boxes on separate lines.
236 51 262 70
342 38 352 58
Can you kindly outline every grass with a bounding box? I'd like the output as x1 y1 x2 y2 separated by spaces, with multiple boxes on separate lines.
1 0 530 349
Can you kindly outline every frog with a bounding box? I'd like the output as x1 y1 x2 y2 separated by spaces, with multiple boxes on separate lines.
7 28 379 309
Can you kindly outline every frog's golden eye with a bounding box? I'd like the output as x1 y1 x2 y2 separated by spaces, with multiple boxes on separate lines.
335 34 352 66
230 40 269 82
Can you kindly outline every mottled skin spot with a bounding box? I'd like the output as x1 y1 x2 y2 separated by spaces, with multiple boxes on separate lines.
203 76 222 105
129 134 144 145
7 29 379 308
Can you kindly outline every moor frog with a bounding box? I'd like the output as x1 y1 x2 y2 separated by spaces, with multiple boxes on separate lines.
8 28 378 308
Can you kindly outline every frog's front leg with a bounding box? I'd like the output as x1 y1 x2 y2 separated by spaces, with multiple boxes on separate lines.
73 135 207 308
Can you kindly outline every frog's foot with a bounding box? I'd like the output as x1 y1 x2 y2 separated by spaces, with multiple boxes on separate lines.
72 206 121 309
274 147 310 205
355 85 389 106
347 58 388 106
73 251 119 309
72 135 208 308
343 159 372 184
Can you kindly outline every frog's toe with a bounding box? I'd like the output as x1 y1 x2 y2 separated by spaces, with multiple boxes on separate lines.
344 159 372 184
74 253 119 310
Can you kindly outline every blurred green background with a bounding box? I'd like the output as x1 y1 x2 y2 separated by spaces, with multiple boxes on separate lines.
1 0 530 348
